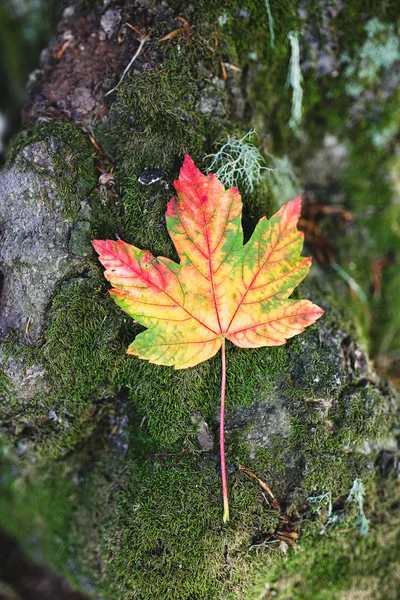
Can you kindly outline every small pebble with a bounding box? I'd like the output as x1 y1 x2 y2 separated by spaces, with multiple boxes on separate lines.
138 168 165 186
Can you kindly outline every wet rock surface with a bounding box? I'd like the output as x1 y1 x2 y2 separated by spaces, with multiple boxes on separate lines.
0 529 88 600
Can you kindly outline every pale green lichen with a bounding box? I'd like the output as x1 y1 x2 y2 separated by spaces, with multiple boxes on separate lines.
286 31 303 131
264 154 300 204
346 478 370 536
343 17 400 97
307 491 332 519
307 478 371 536
205 130 271 193
264 0 275 48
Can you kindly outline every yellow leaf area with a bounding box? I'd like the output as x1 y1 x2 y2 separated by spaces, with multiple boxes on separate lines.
92 155 323 369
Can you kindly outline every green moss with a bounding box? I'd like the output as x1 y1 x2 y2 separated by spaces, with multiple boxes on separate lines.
0 414 129 597
42 277 124 398
1 332 40 377
0 453 77 569
223 2 400 362
247 473 400 600
214 0 300 154
0 368 13 398
0 275 135 458
343 17 400 96
95 449 282 600
93 33 229 252
337 110 400 356
286 379 394 500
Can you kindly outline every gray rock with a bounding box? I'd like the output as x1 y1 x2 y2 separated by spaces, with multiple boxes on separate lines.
0 139 90 337
198 77 226 117
100 8 121 39
226 394 291 458
0 351 50 402
303 134 348 192
69 220 91 258
191 413 215 451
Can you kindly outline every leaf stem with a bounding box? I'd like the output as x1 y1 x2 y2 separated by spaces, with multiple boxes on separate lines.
220 338 229 522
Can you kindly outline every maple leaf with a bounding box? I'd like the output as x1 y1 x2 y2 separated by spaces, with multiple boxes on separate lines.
93 155 324 522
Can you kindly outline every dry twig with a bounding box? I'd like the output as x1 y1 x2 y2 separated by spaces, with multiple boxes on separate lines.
105 34 150 97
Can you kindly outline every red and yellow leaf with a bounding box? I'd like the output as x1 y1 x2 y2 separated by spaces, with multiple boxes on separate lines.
93 155 323 368
93 154 324 522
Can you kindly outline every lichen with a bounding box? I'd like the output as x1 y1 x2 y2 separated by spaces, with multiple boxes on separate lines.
247 472 400 600
204 130 270 193
345 478 370 536
264 0 275 49
286 31 303 131
343 18 400 97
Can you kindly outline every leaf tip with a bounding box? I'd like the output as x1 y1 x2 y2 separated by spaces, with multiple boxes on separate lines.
275 195 303 227
180 153 198 180
183 152 194 165
288 195 302 217
307 303 325 324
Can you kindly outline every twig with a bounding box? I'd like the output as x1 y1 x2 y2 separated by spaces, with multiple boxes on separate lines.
105 34 150 97
249 538 279 550
93 104 105 122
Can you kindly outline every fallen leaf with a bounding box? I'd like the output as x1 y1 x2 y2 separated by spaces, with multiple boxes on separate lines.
93 155 324 521
220 60 227 80
117 22 143 44
299 192 353 267
223 62 242 73
371 251 395 298
93 156 322 367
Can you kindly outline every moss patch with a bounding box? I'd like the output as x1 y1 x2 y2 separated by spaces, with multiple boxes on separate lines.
0 453 78 569
247 473 400 600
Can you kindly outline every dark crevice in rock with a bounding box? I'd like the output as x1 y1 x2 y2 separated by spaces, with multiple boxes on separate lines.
0 529 89 600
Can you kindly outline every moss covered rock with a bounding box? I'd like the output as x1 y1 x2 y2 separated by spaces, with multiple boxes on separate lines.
1 0 399 598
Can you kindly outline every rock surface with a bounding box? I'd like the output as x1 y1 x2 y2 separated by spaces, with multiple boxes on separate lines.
0 139 90 335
